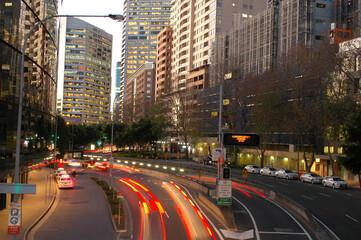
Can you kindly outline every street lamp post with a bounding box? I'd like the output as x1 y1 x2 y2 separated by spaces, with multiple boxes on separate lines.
13 14 124 239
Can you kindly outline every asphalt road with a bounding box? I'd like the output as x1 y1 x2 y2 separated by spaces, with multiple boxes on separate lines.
31 173 117 240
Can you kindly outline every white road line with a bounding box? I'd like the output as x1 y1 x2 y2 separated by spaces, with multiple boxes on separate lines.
346 193 353 196
179 184 225 240
232 197 260 240
319 193 331 198
278 182 289 185
259 231 306 235
312 215 341 240
302 195 314 201
345 214 359 222
164 211 170 218
263 184 275 188
267 200 312 240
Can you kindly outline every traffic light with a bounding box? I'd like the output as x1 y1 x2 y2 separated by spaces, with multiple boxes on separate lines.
223 167 231 179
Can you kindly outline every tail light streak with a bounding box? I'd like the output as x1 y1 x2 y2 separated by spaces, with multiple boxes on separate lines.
121 178 166 240
168 182 216 239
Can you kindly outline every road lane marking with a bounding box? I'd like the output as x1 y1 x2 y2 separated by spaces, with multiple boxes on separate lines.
278 182 289 186
346 193 353 196
232 197 260 240
267 200 312 240
302 195 314 201
319 193 331 198
263 184 275 188
164 211 170 218
180 184 225 240
259 231 306 235
220 229 253 239
312 215 340 240
345 214 359 222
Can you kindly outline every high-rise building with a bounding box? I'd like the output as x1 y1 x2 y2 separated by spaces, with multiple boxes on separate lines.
170 0 268 92
156 26 172 99
119 0 171 121
0 0 58 203
124 62 156 123
57 18 113 124
113 61 122 122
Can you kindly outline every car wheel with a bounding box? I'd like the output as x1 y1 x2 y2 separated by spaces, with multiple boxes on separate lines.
286 175 289 180
323 182 326 187
269 173 272 177
301 178 304 182
252 170 254 173
311 180 314 184
332 184 336 189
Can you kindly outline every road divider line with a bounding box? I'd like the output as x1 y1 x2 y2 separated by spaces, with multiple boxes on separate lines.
232 197 260 240
259 231 306 235
318 193 331 198
345 214 359 222
179 184 224 240
312 215 340 240
267 199 312 240
302 195 314 201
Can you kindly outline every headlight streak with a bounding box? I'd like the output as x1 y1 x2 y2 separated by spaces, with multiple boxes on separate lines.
168 181 216 239
233 185 251 198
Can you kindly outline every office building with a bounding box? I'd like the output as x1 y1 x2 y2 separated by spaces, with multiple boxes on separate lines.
119 0 171 121
124 62 156 123
170 0 267 92
156 26 172 99
0 0 58 209
57 18 113 124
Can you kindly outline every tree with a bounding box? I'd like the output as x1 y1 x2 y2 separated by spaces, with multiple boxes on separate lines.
338 105 361 188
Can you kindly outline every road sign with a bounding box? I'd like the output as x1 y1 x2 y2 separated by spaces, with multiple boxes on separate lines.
217 180 232 206
242 168 248 178
218 157 225 165
0 183 36 194
8 202 21 235
117 192 124 199
223 133 260 146
212 148 226 162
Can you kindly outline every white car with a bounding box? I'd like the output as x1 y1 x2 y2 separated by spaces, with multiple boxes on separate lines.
300 172 323 184
57 175 74 189
275 169 298 180
322 176 348 189
244 165 260 174
260 167 277 176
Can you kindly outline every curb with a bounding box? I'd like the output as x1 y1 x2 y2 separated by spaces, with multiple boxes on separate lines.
24 176 57 240
88 177 131 237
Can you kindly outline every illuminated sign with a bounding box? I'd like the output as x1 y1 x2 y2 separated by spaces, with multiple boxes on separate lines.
223 133 260 147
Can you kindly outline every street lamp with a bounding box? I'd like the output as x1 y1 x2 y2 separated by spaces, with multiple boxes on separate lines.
14 13 124 213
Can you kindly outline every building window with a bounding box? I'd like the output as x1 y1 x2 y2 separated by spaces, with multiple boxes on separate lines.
316 3 326 8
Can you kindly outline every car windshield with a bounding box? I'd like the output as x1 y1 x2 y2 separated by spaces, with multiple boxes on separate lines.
333 177 343 181
310 173 320 177
285 170 293 173
253 166 260 168
270 168 276 171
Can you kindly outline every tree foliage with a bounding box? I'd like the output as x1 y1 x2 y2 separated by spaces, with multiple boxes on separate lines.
338 105 361 187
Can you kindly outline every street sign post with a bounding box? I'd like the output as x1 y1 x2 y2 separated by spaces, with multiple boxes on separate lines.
8 202 21 235
217 180 232 206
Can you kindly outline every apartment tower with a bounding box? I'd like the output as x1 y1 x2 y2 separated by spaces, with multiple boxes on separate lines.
119 0 172 121
57 18 113 124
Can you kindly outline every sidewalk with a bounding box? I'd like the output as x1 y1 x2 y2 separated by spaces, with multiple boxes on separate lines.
0 167 56 240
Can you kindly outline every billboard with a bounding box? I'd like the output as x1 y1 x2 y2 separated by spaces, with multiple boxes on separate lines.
223 133 260 147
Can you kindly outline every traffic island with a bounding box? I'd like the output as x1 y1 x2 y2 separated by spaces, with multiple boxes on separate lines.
89 177 125 231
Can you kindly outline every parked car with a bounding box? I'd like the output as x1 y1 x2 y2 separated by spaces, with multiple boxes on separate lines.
244 165 261 173
322 176 349 189
300 172 323 184
275 169 298 180
57 175 74 189
260 167 277 176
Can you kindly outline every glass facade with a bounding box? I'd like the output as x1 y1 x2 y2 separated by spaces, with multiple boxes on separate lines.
0 0 58 190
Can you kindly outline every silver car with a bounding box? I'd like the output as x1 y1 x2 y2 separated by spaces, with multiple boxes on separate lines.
260 167 277 176
322 176 349 189
275 169 298 180
244 165 260 174
300 172 323 184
